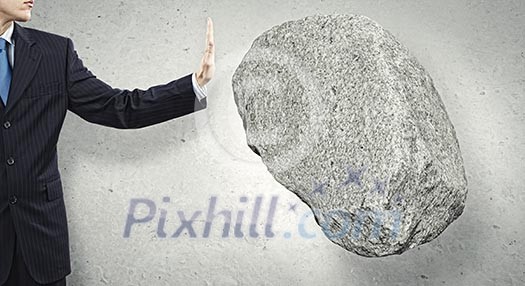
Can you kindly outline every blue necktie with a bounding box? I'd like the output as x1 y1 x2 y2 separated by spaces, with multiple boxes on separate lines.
0 38 12 106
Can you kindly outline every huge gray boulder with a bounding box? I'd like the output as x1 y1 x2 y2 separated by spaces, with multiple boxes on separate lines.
232 14 468 256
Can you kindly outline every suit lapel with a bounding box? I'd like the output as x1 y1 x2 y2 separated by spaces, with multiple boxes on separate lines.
5 22 42 114
0 96 4 117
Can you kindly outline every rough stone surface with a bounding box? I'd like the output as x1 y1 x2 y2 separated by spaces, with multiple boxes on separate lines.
232 14 468 256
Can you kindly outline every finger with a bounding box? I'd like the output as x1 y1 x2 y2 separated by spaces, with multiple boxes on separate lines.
207 17 214 43
206 17 214 52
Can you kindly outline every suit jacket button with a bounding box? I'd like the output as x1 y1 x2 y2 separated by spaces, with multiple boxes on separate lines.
3 121 10 129
6 157 14 165
9 195 17 205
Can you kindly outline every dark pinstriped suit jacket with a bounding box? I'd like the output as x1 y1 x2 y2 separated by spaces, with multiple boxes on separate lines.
0 22 207 284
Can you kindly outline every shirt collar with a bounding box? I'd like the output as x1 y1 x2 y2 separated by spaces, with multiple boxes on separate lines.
1 21 15 45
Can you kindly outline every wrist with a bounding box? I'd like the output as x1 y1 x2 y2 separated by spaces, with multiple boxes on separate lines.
195 72 204 87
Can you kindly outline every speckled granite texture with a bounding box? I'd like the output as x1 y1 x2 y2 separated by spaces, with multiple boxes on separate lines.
232 14 468 256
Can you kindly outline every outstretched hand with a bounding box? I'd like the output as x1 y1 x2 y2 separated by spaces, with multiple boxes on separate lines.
195 17 215 87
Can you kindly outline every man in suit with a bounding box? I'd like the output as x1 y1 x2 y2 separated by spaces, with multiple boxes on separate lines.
0 0 215 284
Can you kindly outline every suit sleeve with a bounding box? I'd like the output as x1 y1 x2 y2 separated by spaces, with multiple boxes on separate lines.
65 38 207 129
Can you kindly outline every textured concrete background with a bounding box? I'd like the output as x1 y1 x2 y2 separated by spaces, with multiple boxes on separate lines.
23 0 524 285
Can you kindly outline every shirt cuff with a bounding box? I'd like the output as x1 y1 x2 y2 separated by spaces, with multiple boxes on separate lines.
191 73 208 102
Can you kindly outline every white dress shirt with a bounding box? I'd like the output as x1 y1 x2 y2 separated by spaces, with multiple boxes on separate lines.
0 21 15 68
0 22 208 101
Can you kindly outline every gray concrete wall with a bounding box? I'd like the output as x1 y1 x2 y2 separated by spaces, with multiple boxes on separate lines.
24 0 524 285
